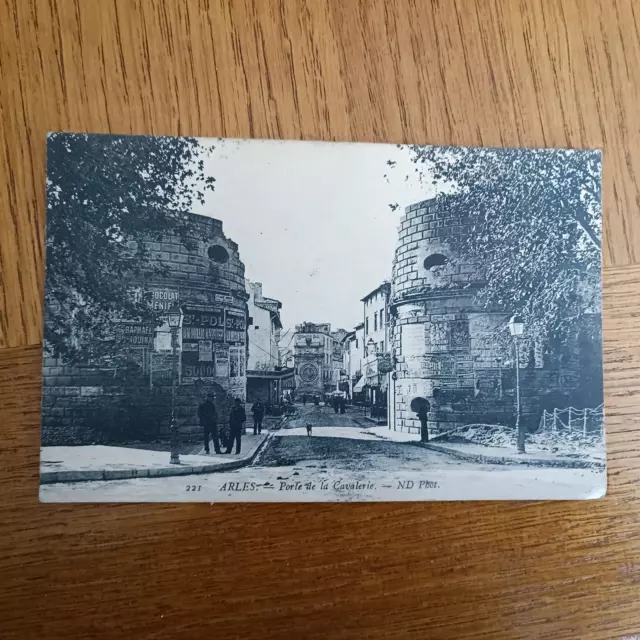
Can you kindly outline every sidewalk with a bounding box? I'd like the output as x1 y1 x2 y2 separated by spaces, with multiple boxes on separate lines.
361 425 604 468
414 440 605 469
40 433 269 484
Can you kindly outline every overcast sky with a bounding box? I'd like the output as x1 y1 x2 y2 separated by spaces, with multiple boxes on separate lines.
192 138 441 332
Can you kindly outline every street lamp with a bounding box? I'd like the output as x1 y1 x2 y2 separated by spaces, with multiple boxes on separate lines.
167 303 184 465
508 315 525 454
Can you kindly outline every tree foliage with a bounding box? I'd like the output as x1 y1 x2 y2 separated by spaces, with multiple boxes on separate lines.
403 145 602 347
45 133 215 361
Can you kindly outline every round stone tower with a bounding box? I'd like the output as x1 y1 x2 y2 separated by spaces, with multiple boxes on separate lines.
390 196 580 436
41 212 249 445
139 212 249 440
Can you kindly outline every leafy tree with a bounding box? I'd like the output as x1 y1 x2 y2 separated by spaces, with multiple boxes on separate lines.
45 133 215 361
398 145 602 350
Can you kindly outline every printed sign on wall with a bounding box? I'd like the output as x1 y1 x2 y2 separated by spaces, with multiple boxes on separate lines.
225 309 246 344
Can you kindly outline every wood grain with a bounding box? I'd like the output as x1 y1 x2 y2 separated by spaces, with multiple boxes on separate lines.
1 1 640 638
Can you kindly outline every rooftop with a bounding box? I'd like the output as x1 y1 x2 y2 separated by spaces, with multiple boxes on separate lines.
361 281 391 302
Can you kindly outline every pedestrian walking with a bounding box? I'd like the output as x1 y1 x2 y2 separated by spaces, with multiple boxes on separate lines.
416 400 431 442
226 398 247 454
251 399 265 435
198 393 221 454
339 395 346 415
332 395 339 414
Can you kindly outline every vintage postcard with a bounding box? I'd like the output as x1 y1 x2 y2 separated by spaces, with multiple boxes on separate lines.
39 134 605 502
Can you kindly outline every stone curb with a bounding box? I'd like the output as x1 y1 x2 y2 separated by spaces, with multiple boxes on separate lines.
411 441 605 470
40 434 271 484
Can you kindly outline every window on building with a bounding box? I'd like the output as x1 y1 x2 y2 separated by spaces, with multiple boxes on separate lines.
208 245 230 263
379 341 384 352
254 326 260 330
374 314 378 332
355 338 359 348
423 253 448 270
365 317 369 335
380 309 384 327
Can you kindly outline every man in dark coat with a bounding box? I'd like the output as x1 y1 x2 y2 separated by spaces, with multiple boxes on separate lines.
416 400 431 442
251 399 265 435
339 395 346 415
198 393 220 454
226 398 247 454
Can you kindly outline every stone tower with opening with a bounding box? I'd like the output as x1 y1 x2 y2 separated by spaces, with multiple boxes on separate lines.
389 196 581 435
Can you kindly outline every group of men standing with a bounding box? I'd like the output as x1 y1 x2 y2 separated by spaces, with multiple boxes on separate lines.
197 394 266 455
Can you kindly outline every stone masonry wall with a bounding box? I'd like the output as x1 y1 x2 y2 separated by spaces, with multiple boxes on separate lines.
41 212 248 446
391 196 580 435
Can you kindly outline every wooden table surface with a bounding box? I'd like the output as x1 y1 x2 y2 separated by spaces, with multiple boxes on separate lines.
2 1 640 638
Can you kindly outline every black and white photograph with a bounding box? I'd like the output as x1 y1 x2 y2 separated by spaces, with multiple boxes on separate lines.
39 133 605 502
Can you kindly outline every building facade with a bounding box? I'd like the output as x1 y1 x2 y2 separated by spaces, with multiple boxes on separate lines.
390 196 582 435
41 212 249 445
246 281 282 371
293 322 344 397
245 280 293 406
360 283 392 421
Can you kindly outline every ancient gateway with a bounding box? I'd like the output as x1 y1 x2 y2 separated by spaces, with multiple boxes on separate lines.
389 196 588 435
41 212 248 445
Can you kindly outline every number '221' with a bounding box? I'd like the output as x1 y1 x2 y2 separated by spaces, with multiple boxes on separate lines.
186 485 202 492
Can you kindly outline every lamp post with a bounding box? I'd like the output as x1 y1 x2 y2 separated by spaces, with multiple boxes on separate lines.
508 315 525 454
167 303 184 465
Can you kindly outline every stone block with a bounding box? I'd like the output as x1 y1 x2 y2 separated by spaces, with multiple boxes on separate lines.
80 386 102 396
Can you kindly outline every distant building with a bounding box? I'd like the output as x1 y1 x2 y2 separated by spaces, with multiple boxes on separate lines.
343 322 364 399
360 282 392 422
245 280 293 406
246 281 282 371
293 322 345 396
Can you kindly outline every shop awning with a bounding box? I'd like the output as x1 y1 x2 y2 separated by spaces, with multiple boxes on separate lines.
353 376 366 393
